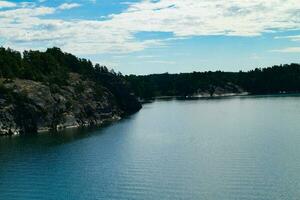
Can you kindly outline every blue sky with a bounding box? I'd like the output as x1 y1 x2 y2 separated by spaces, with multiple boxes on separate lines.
1 0 300 75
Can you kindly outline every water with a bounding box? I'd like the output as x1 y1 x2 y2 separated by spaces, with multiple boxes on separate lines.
1 95 300 200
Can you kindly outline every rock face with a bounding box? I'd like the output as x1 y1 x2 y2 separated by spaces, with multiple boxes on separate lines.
195 83 248 97
0 73 141 136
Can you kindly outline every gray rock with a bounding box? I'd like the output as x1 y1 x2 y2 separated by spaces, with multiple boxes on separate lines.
0 73 140 136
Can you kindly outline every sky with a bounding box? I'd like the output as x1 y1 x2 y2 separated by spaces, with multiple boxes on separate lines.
0 0 300 75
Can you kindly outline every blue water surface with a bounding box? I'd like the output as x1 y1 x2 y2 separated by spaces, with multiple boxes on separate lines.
1 95 300 200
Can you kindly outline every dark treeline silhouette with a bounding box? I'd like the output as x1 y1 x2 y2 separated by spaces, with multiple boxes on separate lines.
0 47 115 84
125 64 300 99
0 47 140 113
1 47 300 100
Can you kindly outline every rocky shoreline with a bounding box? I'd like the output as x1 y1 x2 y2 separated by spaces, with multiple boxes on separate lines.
0 73 141 136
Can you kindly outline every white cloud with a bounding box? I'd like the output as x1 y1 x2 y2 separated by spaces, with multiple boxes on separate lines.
146 60 175 64
271 47 300 53
108 0 300 37
0 1 16 8
274 34 300 53
1 0 300 54
277 35 300 42
58 3 81 10
0 7 55 17
250 53 262 60
137 55 159 59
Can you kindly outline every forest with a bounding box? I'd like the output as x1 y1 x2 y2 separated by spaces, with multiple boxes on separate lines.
1 47 300 100
0 47 120 84
125 64 300 99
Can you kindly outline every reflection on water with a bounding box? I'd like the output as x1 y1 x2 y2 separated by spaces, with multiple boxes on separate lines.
1 95 300 200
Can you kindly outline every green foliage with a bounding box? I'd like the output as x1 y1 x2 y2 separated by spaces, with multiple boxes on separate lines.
0 82 6 93
65 100 72 110
125 64 300 99
0 47 22 78
94 86 104 100
0 47 116 86
0 81 14 103
1 46 299 102
75 82 85 94
49 84 60 94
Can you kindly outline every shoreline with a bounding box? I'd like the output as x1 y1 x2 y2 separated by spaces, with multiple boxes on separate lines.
3 92 300 137
139 92 300 103
0 115 122 137
139 92 249 103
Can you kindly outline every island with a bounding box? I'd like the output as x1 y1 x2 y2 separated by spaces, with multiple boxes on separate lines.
0 47 141 135
126 64 300 99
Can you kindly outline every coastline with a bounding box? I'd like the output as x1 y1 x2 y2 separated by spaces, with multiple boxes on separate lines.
3 92 299 137
36 115 122 134
139 92 250 103
139 92 300 103
0 74 141 137
1 115 123 137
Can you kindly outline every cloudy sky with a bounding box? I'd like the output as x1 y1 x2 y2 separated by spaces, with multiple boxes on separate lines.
1 0 300 74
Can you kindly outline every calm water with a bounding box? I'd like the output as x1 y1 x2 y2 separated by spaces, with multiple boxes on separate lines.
1 95 300 200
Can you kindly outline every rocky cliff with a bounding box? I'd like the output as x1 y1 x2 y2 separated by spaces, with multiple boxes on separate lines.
0 73 141 136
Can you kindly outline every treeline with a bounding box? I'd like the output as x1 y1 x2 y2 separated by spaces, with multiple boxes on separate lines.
125 64 300 99
1 47 300 100
0 47 140 114
0 47 119 85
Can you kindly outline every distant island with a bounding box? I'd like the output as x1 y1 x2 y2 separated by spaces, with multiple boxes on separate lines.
0 47 141 136
126 64 300 99
1 47 300 135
